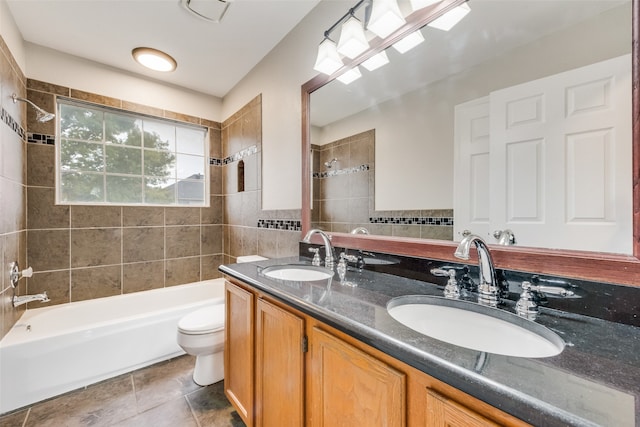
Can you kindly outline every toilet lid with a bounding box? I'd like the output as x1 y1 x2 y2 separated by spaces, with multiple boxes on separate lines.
178 305 225 334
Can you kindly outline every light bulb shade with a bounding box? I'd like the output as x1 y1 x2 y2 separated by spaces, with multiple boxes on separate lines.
336 67 362 85
132 47 177 72
392 30 425 54
409 0 439 12
362 51 390 71
368 0 406 39
313 38 344 75
337 16 370 59
427 3 470 31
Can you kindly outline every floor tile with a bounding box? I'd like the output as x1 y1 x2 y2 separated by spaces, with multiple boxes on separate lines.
132 355 201 413
24 375 137 427
186 381 245 427
0 408 29 427
110 396 198 427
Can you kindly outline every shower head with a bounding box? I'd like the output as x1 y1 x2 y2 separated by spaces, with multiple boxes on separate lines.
11 93 56 123
324 158 338 168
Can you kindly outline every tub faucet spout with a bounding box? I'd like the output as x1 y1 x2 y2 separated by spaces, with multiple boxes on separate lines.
13 292 50 308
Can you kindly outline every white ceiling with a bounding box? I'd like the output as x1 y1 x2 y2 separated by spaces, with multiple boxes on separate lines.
7 0 320 98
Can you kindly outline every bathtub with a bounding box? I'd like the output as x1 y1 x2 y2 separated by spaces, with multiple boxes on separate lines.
0 278 225 414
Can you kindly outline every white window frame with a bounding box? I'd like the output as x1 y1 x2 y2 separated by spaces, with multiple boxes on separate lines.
55 98 210 207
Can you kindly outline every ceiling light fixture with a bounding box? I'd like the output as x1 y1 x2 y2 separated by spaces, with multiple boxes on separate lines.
392 30 425 54
132 47 177 72
427 3 470 31
361 50 389 71
337 15 370 59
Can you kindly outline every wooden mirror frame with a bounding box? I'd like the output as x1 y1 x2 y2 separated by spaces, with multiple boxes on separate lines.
302 0 640 287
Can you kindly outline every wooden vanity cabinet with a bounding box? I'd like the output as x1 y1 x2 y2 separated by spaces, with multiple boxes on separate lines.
224 278 529 427
224 280 305 427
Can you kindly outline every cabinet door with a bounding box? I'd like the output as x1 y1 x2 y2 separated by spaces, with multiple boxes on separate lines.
308 327 406 427
255 298 305 427
426 389 500 427
224 282 255 427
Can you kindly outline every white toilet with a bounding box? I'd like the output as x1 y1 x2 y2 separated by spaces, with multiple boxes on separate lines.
177 255 267 386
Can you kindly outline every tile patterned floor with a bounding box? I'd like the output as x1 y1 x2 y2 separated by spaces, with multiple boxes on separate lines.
0 355 245 427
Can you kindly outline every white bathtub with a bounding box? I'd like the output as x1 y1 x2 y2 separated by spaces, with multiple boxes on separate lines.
0 278 225 414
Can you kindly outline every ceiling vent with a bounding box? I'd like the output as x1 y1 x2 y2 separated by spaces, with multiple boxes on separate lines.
180 0 233 23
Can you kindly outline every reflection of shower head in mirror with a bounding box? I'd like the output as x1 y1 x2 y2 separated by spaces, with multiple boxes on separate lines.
324 158 338 168
11 93 56 123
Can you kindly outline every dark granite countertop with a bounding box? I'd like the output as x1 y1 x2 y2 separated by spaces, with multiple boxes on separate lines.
220 257 640 427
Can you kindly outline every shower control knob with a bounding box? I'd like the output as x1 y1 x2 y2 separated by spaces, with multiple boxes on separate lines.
21 267 33 278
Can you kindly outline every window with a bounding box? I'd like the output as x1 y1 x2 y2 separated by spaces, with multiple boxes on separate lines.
56 99 209 206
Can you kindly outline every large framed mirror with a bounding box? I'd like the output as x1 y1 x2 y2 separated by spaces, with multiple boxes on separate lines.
302 0 640 287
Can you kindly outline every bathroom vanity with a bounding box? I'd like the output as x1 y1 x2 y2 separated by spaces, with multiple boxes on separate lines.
220 257 639 427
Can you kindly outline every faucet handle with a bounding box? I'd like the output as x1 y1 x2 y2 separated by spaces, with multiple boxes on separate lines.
515 281 539 320
308 248 321 266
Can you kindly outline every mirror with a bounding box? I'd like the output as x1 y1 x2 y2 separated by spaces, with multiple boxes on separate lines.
302 0 640 287
310 0 632 254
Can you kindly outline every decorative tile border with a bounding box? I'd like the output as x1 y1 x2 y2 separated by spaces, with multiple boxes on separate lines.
313 164 369 179
28 133 55 145
258 219 301 231
1 107 26 140
369 216 454 226
209 145 258 166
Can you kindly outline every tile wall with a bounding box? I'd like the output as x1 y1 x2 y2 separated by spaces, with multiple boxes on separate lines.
24 79 225 307
311 129 453 239
222 95 301 261
0 40 301 340
0 35 27 337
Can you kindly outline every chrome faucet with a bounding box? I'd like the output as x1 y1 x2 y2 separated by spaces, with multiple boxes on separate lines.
454 234 500 307
302 229 336 269
13 292 50 308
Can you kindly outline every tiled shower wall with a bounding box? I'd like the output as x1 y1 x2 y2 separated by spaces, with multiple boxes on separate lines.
23 80 225 306
222 95 301 261
0 36 28 338
312 129 453 240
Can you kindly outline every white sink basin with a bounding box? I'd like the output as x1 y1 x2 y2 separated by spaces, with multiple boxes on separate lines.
261 265 334 282
387 296 564 358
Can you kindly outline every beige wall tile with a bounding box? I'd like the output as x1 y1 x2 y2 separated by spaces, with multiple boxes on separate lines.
123 261 164 293
71 265 122 301
27 229 70 271
165 207 200 226
27 143 55 187
201 254 223 280
123 207 164 227
165 226 200 258
201 225 222 255
165 257 200 286
71 228 122 267
28 187 69 229
123 227 164 262
201 196 223 225
71 206 121 228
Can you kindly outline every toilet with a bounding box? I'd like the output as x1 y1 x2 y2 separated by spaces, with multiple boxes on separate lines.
177 255 267 385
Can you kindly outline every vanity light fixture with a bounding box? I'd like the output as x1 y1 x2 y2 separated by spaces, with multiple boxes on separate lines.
427 2 470 31
392 30 425 54
367 0 406 39
362 50 390 71
337 66 362 84
132 47 177 72
313 38 344 75
337 15 370 59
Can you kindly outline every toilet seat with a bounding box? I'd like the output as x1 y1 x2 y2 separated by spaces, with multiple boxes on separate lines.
178 306 225 335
